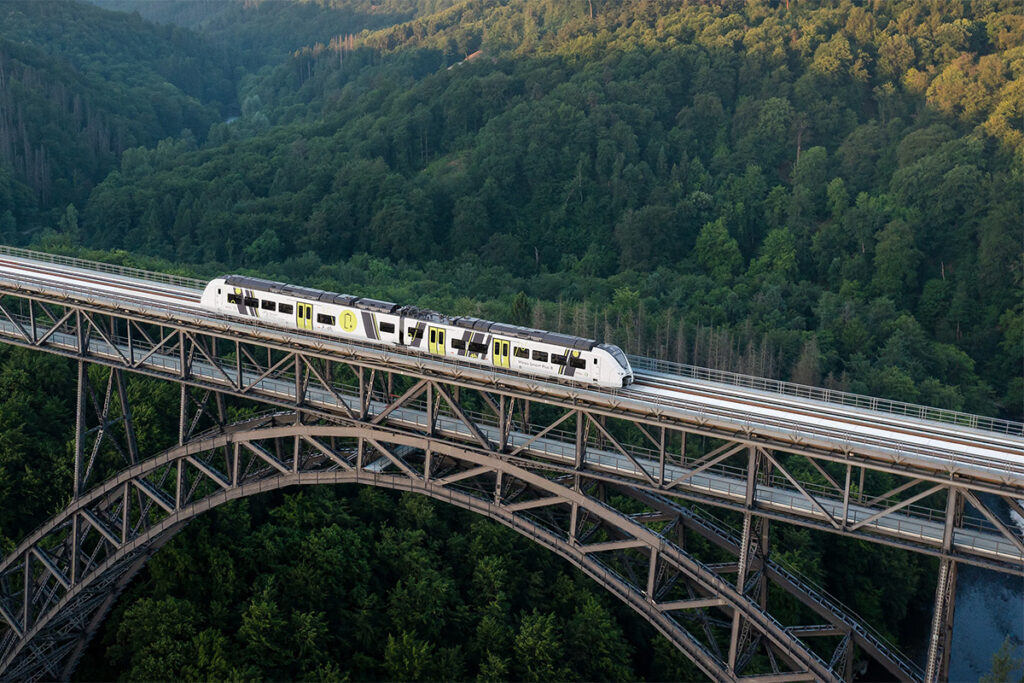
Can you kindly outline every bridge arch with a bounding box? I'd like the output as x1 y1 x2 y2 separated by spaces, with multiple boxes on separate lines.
0 413 846 682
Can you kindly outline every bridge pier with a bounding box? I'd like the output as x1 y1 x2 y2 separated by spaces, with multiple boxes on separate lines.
924 489 963 682
727 445 772 675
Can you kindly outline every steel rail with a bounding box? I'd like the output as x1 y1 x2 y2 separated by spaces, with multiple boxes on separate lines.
1 246 1019 438
0 310 1019 574
0 270 1020 484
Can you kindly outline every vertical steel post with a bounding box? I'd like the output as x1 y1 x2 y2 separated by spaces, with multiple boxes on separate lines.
569 502 579 545
114 370 138 465
175 459 183 510
925 487 961 683
73 361 86 499
22 553 32 633
499 395 507 451
76 310 85 354
235 340 242 391
427 382 434 436
658 426 666 486
69 515 79 586
575 410 585 469
646 548 659 598
178 330 187 379
359 367 366 419
178 384 187 446
121 482 129 542
728 445 760 673
841 462 852 528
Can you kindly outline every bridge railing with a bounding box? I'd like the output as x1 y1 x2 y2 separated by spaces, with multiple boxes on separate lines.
0 245 206 290
2 242 1018 440
629 355 1024 437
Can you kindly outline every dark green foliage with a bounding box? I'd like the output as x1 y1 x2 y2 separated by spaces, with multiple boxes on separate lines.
980 637 1024 683
87 0 462 66
0 348 76 550
0 0 237 223
47 0 1020 419
76 488 652 681
1 0 1022 679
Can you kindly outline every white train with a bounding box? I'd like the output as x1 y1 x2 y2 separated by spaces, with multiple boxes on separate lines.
201 275 634 388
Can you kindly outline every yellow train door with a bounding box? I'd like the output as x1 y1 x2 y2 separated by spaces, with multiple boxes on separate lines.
297 302 313 330
428 327 446 355
492 338 510 368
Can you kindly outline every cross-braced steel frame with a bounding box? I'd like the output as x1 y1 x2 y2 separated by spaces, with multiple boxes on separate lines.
0 283 1020 682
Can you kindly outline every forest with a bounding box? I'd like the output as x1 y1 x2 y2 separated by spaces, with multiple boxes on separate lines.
0 0 1021 679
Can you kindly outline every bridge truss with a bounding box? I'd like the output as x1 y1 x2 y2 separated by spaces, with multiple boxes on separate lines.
0 276 1021 681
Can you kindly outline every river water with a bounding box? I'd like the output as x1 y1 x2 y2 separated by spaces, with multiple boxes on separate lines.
947 498 1024 680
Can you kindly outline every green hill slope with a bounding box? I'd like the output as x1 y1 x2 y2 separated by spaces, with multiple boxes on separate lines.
71 0 1024 418
0 0 236 226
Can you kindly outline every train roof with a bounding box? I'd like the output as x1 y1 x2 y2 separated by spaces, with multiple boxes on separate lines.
220 275 596 351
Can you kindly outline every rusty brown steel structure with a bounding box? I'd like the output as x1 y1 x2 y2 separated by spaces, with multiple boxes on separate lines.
0 256 1021 681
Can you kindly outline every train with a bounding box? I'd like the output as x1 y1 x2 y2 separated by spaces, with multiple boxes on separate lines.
200 275 634 388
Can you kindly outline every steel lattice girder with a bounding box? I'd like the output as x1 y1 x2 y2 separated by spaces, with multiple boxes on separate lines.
0 415 931 682
0 296 1018 577
0 288 1019 682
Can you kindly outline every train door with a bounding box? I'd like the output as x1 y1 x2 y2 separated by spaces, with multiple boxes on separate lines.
297 303 313 330
492 338 510 368
428 327 446 355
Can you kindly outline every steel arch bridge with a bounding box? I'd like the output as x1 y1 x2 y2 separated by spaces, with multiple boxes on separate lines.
0 247 1021 682
1 409 892 682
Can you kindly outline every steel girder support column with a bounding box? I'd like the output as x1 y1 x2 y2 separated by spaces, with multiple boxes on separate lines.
73 361 87 499
924 487 962 683
178 383 188 446
728 444 770 675
73 363 139 498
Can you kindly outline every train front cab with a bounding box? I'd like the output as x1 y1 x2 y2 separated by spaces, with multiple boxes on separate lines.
595 343 633 388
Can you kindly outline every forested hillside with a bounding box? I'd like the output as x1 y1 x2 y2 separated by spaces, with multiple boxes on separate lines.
0 0 1021 679
0 0 237 230
85 0 461 64
65 0 1023 420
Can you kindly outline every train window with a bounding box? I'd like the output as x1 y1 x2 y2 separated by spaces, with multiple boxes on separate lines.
380 322 395 333
408 327 423 338
244 297 259 308
227 293 242 304
569 357 586 369
317 314 335 325
279 303 293 314
514 347 529 359
551 354 566 365
468 341 488 354
451 338 466 350
532 350 548 362
261 300 276 311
